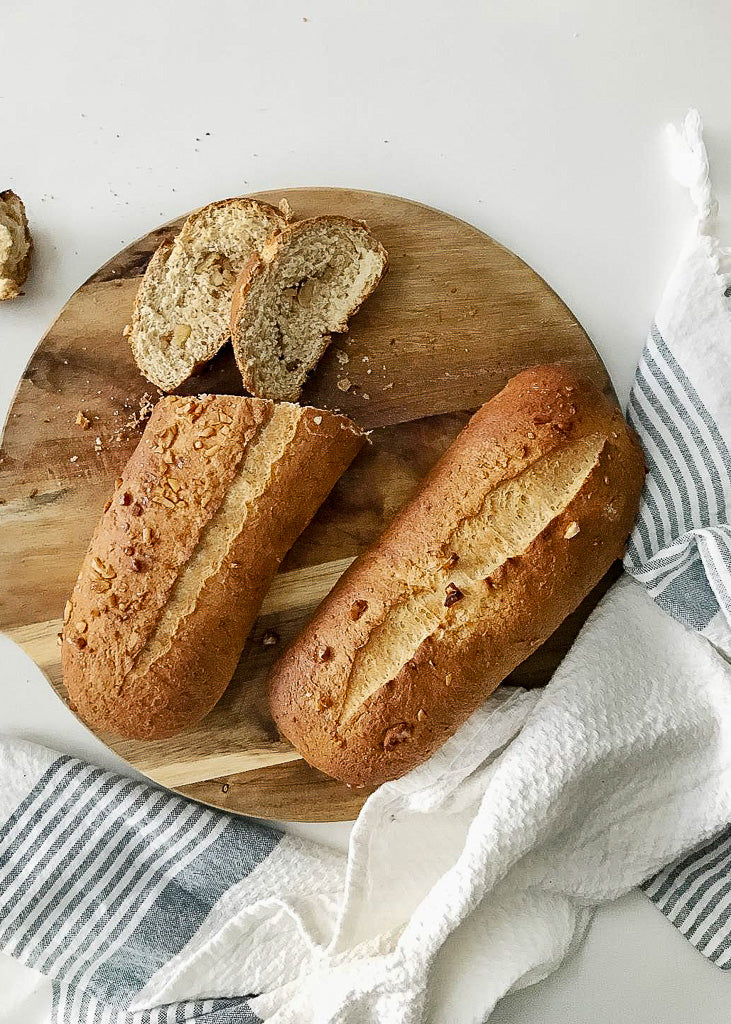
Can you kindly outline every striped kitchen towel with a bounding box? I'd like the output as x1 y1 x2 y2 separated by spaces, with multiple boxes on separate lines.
0 739 345 1023
623 108 731 965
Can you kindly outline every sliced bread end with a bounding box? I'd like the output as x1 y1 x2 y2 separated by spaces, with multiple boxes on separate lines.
128 198 287 391
0 190 32 301
230 216 388 402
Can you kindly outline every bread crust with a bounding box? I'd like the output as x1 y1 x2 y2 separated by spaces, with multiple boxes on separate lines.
267 365 646 786
230 216 388 399
61 395 364 740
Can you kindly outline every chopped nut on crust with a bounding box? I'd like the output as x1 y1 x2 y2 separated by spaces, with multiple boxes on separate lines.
349 600 368 621
382 723 413 751
75 411 91 430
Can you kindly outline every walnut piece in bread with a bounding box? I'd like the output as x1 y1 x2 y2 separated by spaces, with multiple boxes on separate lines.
0 190 32 300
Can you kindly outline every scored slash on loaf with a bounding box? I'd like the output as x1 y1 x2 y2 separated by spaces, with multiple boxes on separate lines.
61 395 365 740
267 365 646 787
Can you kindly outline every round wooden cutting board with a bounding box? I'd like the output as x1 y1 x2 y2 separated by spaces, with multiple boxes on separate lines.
0 188 616 821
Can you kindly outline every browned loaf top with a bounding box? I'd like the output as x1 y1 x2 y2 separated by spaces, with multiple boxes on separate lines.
62 394 365 740
267 364 646 786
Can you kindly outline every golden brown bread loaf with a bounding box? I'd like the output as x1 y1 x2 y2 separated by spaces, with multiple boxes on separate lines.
62 394 364 740
268 365 646 786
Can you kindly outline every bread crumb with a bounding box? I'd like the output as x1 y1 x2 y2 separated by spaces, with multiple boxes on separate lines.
75 411 91 430
313 415 323 425
69 455 78 463
337 377 352 392
262 630 280 646
564 521 580 539
335 350 349 365
278 197 293 221
383 382 394 390
362 355 369 362
362 393 370 400
94 436 103 452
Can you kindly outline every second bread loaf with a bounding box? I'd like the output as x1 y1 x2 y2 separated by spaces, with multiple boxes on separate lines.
268 365 645 786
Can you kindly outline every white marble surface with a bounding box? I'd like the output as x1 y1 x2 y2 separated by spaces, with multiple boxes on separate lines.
1 0 730 1019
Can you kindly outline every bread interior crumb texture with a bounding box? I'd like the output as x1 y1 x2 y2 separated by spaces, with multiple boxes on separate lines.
241 221 385 400
132 201 283 390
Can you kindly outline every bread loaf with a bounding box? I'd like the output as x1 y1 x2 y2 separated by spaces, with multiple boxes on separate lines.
62 394 364 740
0 190 32 301
128 198 287 391
230 216 388 401
268 365 645 786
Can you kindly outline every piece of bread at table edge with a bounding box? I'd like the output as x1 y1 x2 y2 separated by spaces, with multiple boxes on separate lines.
61 394 364 740
268 365 646 787
0 190 32 301
230 216 388 401
127 198 287 391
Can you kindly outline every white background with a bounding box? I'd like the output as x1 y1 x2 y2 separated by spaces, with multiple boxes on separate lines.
1 1 730 1020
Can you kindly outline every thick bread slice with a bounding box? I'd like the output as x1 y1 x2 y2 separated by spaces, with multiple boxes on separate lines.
230 216 388 401
61 394 364 740
268 365 646 786
0 190 32 300
128 198 287 391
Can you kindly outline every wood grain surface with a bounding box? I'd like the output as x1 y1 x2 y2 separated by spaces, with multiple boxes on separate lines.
0 188 614 821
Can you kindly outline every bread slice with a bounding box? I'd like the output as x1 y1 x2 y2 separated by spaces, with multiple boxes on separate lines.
230 216 388 401
61 393 365 740
0 190 32 301
128 198 287 391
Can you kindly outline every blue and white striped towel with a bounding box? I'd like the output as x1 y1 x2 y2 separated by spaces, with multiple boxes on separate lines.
623 109 731 962
1 110 731 1024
